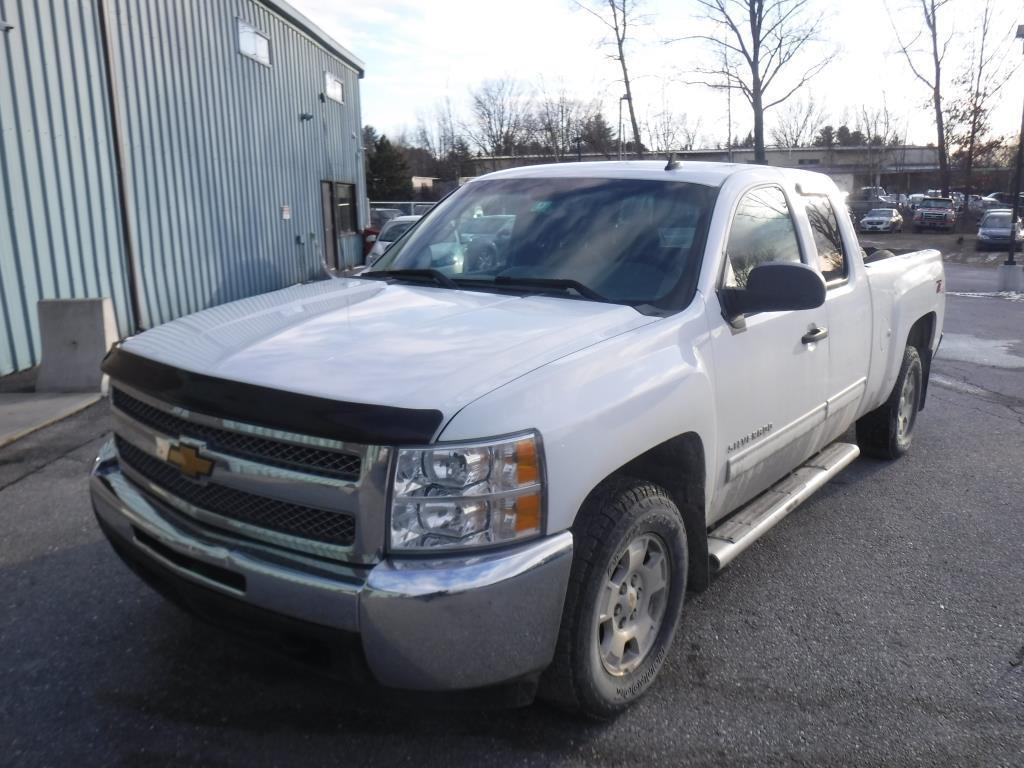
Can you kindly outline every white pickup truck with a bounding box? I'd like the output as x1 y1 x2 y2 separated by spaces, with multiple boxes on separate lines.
91 162 944 718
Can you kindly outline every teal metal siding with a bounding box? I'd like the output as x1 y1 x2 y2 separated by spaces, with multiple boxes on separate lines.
107 0 365 329
0 0 132 375
0 0 365 375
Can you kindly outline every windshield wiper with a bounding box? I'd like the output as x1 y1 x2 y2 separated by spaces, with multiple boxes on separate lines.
492 276 610 303
358 268 458 289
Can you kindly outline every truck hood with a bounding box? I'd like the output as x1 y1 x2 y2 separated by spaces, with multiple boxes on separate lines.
121 277 657 421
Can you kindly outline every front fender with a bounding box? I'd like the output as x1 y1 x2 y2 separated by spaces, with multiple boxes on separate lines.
438 299 716 534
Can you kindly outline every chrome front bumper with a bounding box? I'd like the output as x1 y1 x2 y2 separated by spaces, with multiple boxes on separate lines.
91 444 573 691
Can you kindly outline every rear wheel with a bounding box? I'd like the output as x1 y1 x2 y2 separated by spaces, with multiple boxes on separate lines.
856 345 923 459
540 479 688 718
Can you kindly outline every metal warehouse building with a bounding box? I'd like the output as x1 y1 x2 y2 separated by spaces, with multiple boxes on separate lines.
0 0 366 376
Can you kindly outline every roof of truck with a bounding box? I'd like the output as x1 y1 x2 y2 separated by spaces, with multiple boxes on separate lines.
475 160 827 189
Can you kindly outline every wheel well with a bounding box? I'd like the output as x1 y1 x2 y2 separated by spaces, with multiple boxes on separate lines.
610 433 709 593
907 312 936 409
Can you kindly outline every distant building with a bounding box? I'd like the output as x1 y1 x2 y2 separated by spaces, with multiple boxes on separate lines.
411 176 438 193
464 145 1011 199
0 1 366 376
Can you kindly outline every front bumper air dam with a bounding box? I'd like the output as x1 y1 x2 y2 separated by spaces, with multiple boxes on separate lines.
90 447 574 692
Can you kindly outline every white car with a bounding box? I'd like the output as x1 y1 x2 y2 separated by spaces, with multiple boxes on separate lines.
367 214 421 261
859 207 903 233
92 162 945 718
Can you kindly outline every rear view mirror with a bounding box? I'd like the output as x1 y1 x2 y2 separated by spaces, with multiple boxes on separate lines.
719 262 826 320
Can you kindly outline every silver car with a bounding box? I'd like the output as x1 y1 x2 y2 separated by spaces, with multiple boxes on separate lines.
367 215 422 261
976 210 1023 251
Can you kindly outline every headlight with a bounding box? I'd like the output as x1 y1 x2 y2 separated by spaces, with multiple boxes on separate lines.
389 432 544 551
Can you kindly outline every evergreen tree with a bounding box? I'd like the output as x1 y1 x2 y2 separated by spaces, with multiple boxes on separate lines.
367 135 412 200
581 113 616 157
813 125 836 148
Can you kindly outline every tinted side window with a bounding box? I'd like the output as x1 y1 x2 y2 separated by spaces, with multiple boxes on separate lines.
805 197 847 282
724 186 801 288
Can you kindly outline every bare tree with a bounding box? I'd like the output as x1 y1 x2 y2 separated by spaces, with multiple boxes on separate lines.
680 117 702 151
572 0 645 158
535 82 600 161
686 0 829 162
643 105 701 152
463 78 535 167
769 95 826 148
416 97 459 162
888 0 953 195
855 100 902 188
943 1 1019 199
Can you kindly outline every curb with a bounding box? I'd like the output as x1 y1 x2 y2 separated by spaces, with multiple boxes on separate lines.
0 393 103 450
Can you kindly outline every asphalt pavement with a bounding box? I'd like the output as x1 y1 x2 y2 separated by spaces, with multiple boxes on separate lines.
1 260 1022 767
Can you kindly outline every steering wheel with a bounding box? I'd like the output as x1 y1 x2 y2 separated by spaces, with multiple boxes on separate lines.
465 240 499 273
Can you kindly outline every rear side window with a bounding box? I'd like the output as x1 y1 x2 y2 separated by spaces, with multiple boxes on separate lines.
723 186 802 289
804 197 847 282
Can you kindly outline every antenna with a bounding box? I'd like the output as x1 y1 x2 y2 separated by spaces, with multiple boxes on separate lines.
665 153 680 171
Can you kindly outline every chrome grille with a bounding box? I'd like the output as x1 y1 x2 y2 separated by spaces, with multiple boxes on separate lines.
112 388 361 481
115 436 356 547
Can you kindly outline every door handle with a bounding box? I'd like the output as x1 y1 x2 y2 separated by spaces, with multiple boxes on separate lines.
801 326 828 344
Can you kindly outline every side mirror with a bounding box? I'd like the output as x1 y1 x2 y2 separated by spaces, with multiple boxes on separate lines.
719 262 826 320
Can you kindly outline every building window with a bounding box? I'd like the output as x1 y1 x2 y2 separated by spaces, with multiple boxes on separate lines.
797 158 821 166
321 181 358 268
238 20 271 66
325 72 344 104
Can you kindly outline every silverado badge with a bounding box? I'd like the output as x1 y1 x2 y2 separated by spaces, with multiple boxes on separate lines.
166 441 215 480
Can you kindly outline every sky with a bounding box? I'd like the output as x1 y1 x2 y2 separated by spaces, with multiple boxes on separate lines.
290 0 1023 151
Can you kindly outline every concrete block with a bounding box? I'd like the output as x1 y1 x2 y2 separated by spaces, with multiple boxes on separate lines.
997 263 1024 293
35 298 119 393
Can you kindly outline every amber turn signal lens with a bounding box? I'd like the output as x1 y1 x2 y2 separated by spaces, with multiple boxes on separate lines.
514 493 542 533
515 439 540 485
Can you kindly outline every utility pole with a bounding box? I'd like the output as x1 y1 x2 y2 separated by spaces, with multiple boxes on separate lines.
999 24 1024 291
1006 92 1023 268
618 94 628 160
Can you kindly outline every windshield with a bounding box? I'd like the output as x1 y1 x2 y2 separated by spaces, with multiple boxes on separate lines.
379 220 416 242
983 214 1011 228
867 209 893 217
367 177 717 311
920 199 951 209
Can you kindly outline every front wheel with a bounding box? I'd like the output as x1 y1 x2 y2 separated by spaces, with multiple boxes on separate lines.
856 345 923 459
540 479 688 718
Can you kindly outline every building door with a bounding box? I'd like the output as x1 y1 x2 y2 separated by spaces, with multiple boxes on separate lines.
321 181 358 270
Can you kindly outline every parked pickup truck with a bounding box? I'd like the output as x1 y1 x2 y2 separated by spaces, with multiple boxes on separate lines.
91 162 945 718
912 197 958 232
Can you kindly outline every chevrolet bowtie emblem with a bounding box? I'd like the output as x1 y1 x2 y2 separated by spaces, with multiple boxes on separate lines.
166 442 215 480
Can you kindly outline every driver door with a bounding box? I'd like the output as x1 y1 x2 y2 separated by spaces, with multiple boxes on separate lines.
707 185 830 522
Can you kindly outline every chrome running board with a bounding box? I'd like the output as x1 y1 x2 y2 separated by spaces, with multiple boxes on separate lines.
708 442 860 572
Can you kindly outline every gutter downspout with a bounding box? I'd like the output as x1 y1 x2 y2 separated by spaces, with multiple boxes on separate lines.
96 0 145 332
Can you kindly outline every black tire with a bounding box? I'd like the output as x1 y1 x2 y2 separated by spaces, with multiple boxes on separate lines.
856 345 923 460
540 479 688 719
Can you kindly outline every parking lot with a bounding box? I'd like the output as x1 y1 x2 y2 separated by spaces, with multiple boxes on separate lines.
1 246 1022 767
